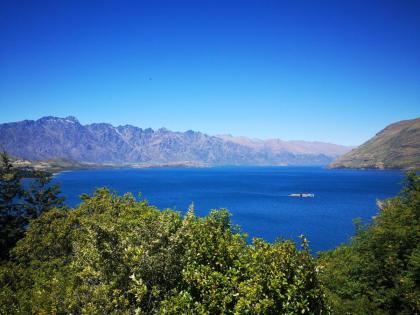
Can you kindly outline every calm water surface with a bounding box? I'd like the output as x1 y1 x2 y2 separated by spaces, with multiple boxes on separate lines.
54 167 403 252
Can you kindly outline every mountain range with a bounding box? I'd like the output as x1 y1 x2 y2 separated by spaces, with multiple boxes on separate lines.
329 117 420 169
0 116 351 166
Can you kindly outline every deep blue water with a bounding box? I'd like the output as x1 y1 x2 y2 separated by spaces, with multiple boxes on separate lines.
53 167 403 252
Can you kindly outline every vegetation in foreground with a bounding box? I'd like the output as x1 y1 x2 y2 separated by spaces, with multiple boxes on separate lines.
319 172 420 314
0 152 64 259
0 151 419 314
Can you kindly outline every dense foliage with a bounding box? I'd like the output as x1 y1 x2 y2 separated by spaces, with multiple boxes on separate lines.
0 188 326 314
319 172 420 314
0 152 64 259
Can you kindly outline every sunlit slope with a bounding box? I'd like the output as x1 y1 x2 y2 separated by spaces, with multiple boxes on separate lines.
329 118 420 169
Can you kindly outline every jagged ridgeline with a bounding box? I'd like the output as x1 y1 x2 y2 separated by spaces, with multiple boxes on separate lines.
0 116 351 166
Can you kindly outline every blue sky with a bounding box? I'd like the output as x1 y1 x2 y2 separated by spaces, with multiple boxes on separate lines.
0 0 419 146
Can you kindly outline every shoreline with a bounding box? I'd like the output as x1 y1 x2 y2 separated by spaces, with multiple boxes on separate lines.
51 164 408 175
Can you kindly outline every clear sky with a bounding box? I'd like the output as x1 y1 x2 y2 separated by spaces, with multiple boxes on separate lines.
0 0 419 146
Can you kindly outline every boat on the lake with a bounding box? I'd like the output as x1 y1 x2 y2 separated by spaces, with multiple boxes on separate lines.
289 193 315 198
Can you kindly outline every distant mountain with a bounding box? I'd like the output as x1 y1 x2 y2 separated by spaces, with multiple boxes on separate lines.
218 135 351 156
329 118 420 169
0 116 352 166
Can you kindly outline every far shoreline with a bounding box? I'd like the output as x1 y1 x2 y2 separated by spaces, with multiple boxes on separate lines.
51 163 408 176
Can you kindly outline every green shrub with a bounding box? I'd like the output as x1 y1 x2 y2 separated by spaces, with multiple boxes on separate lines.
1 188 327 314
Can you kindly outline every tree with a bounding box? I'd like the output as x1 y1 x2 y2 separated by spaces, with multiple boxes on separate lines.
0 151 25 259
0 151 64 260
24 171 65 220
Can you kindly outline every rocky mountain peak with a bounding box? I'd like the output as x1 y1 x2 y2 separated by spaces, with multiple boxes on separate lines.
0 116 353 166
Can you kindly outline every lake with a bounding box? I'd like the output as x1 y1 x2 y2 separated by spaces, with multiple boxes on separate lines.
53 167 403 252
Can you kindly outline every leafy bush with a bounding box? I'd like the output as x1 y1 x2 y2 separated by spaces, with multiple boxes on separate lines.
1 188 327 314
